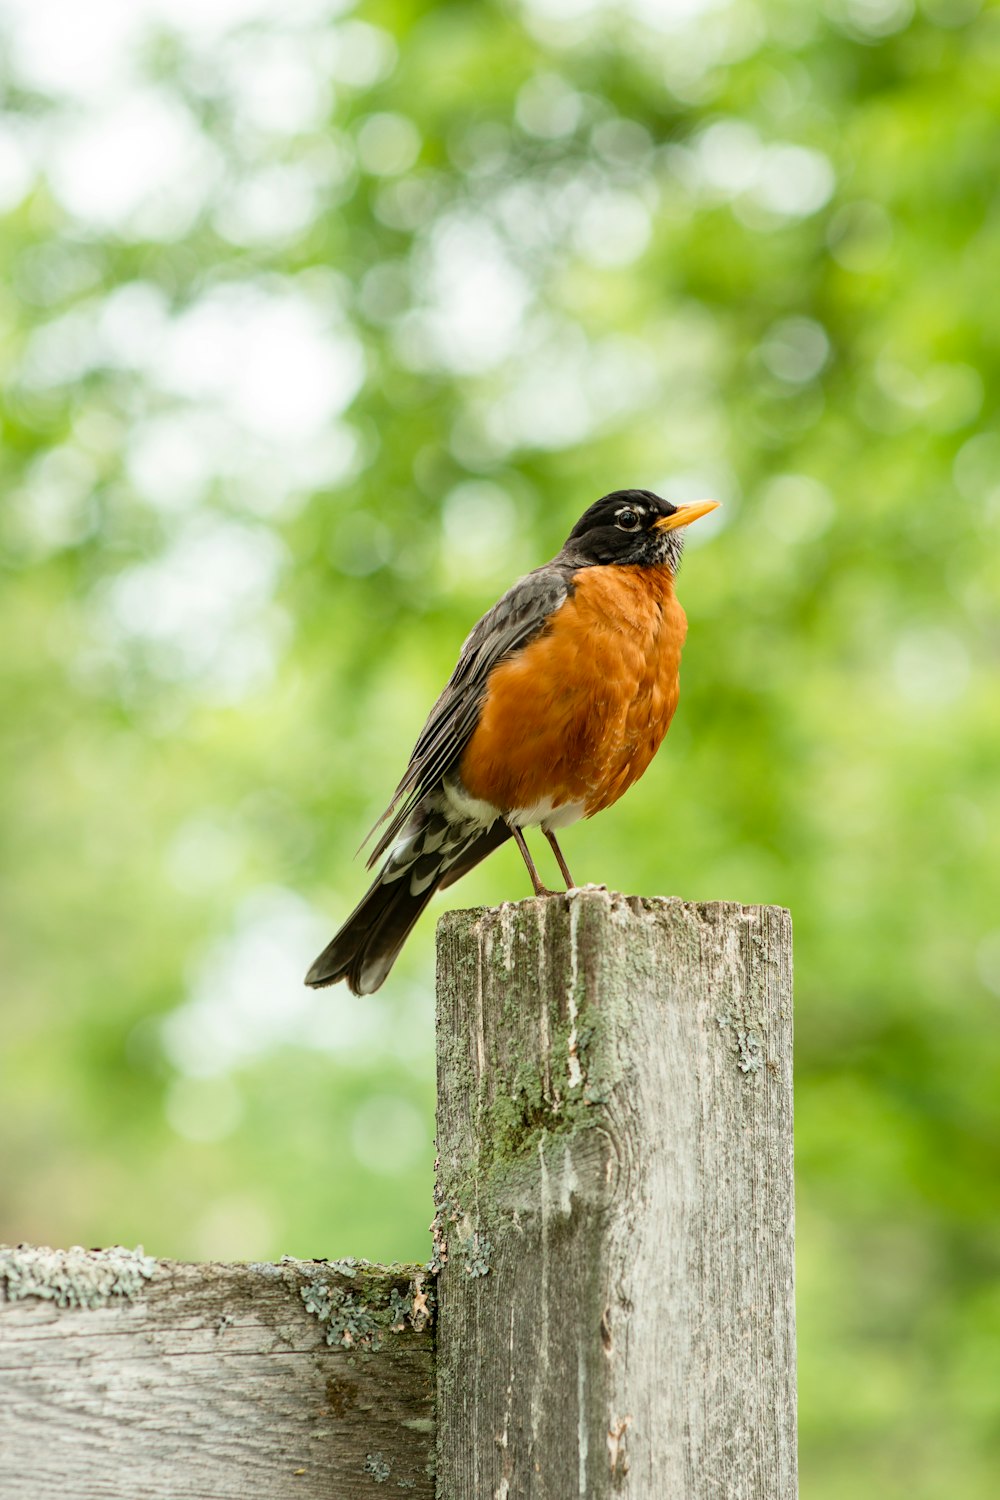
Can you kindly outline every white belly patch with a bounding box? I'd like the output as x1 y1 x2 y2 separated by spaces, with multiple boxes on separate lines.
441 775 501 829
441 776 585 835
508 797 586 832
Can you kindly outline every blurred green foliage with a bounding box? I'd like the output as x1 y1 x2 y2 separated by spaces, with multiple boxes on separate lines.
1 0 998 1493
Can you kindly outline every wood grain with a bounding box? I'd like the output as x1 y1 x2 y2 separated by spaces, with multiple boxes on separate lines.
0 1249 434 1498
434 890 796 1500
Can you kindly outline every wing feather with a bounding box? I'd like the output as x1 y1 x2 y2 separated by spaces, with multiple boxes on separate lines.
365 565 572 865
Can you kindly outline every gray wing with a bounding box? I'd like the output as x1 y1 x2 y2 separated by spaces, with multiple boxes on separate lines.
365 564 572 865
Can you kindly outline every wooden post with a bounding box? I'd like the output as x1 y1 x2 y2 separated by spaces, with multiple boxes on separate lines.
434 890 796 1499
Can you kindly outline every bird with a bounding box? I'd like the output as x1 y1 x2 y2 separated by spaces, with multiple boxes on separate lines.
306 488 720 994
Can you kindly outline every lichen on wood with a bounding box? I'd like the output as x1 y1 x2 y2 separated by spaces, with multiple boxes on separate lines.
0 1243 158 1309
298 1260 435 1349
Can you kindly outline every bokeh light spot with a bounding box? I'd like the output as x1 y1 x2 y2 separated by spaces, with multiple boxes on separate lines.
350 1096 428 1176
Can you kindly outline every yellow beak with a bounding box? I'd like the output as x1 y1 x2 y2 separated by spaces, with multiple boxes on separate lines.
654 499 721 532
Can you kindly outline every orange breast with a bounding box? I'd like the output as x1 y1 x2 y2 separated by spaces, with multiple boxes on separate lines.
459 564 687 819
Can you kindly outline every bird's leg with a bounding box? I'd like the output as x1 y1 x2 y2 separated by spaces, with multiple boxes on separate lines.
507 821 556 897
543 828 576 890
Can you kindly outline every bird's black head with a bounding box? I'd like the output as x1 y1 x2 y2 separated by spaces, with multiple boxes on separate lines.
560 489 719 572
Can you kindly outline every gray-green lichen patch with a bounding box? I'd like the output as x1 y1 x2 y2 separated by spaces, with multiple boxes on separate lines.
364 1451 391 1482
430 1195 493 1278
736 1027 764 1074
428 1192 456 1273
300 1267 435 1350
463 1231 492 1278
716 1012 765 1074
327 1256 370 1277
303 1279 383 1349
0 1243 158 1309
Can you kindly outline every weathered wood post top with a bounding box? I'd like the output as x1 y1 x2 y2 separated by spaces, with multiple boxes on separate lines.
434 889 796 1500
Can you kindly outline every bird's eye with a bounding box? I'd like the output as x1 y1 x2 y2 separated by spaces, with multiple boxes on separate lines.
616 508 641 531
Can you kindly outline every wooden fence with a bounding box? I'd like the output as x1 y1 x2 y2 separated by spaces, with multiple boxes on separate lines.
0 890 796 1499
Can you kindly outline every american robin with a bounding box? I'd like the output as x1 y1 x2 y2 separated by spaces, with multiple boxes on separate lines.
306 488 719 994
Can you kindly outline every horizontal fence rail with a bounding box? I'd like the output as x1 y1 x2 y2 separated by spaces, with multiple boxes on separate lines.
0 1247 434 1498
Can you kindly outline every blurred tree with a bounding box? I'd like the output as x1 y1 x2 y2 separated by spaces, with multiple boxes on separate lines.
0 1 998 1495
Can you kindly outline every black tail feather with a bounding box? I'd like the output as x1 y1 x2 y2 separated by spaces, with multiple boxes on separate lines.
305 876 435 995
